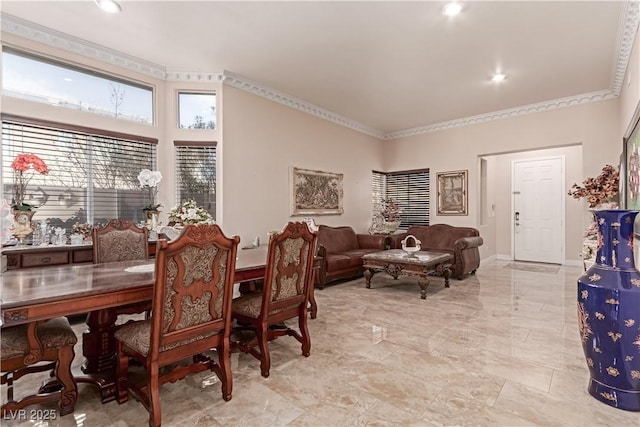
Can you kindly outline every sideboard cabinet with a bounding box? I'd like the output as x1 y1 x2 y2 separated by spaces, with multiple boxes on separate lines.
2 241 158 270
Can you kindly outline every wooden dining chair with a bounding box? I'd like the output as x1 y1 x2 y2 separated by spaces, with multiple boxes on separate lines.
1 317 78 417
113 223 240 427
93 219 149 264
232 221 318 378
93 219 151 317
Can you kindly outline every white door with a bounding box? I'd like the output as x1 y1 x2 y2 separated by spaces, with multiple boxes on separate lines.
513 157 564 264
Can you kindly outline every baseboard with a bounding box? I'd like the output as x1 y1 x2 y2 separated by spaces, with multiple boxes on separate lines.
480 254 497 264
490 253 583 267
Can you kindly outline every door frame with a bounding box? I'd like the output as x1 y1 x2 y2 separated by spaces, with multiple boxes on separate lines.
510 155 566 264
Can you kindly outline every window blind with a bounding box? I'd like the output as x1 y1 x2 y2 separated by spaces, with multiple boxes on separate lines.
372 169 430 228
372 171 385 218
2 117 156 232
174 141 217 219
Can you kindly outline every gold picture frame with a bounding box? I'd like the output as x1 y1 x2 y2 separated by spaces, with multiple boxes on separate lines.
437 170 468 215
290 167 344 215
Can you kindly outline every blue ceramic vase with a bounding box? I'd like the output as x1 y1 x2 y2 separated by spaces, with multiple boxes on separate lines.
577 209 640 411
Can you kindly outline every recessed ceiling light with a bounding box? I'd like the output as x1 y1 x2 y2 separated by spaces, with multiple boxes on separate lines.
443 2 463 17
95 0 121 14
492 72 507 83
63 77 73 82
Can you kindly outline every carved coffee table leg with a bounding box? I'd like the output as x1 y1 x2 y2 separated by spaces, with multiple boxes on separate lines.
442 265 451 288
363 268 375 288
417 278 429 299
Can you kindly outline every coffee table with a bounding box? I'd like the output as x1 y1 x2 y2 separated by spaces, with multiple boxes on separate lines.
362 249 452 299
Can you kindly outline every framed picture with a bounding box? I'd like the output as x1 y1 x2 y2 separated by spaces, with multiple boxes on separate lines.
625 113 640 210
290 167 344 215
437 170 468 215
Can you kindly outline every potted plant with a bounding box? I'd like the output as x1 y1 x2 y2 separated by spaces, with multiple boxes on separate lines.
10 153 49 243
379 198 402 233
138 169 162 229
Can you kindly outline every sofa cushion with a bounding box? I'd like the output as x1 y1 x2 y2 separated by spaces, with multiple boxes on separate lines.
325 253 352 271
407 224 477 252
318 225 359 254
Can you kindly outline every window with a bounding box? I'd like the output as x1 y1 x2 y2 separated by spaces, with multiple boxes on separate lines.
2 116 157 232
178 92 216 129
174 141 217 219
372 169 430 228
2 49 154 124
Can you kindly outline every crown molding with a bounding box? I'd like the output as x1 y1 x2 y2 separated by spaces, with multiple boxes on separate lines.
165 71 225 82
383 90 617 140
1 14 167 80
221 72 385 139
611 1 640 96
2 5 638 141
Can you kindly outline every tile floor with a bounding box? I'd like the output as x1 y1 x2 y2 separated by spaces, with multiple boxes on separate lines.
3 259 640 426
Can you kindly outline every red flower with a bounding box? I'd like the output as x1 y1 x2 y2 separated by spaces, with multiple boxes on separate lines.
11 153 49 209
11 153 49 174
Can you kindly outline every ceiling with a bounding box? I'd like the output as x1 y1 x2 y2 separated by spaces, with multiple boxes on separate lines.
1 1 638 138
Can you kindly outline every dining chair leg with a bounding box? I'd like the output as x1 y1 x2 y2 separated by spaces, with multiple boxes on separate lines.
257 326 270 378
148 370 161 427
218 343 233 401
299 310 311 357
55 346 78 416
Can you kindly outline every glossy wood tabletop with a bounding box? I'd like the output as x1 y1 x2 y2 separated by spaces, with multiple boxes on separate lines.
1 245 271 327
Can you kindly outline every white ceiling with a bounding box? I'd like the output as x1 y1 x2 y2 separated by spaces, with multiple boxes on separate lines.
1 1 638 138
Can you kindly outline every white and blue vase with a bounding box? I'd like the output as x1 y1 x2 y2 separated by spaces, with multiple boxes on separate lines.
577 209 640 411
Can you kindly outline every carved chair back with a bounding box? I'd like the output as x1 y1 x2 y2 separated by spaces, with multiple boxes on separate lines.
93 219 149 263
150 223 240 364
260 222 318 320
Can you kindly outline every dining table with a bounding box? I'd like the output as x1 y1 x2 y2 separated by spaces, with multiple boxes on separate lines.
1 244 318 403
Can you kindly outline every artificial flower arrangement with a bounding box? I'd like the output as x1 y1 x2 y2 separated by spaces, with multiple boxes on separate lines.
568 164 619 208
138 169 163 211
168 199 213 225
11 153 49 210
72 222 95 240
379 198 402 222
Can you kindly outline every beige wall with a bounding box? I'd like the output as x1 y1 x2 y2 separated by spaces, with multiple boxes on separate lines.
220 86 383 244
383 100 620 264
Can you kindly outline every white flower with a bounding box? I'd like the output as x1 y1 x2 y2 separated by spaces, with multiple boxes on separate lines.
168 199 213 225
138 169 163 210
138 169 162 188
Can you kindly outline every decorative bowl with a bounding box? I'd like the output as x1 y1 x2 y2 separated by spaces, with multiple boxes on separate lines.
401 235 421 257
